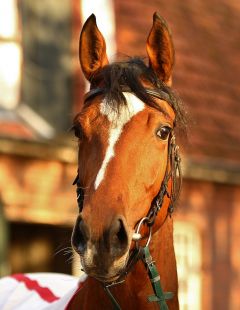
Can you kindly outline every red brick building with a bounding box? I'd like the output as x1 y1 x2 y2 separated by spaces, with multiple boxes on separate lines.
0 1 239 309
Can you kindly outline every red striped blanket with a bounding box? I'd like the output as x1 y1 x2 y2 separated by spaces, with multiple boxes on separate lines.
0 273 87 309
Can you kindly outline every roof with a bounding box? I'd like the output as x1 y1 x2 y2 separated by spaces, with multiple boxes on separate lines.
115 0 240 167
0 105 55 141
0 108 36 140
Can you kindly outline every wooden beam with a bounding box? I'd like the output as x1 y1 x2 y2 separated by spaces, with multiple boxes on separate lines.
0 137 77 163
1 138 240 186
183 158 240 185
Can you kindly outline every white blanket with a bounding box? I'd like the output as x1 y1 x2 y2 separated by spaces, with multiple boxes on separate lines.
0 273 87 310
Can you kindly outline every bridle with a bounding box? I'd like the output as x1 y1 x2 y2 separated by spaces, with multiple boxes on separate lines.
72 86 182 309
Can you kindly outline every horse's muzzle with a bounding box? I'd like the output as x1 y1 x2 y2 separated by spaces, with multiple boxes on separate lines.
71 215 130 277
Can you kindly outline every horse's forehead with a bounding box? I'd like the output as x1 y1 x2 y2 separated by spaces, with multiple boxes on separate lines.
99 92 145 125
82 92 175 128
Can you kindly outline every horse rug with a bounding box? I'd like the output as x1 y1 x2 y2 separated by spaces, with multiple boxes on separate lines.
0 273 87 309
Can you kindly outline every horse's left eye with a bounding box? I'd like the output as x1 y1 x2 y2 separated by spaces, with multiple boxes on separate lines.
156 126 172 140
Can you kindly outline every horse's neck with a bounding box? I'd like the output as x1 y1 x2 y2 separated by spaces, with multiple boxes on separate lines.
69 216 179 310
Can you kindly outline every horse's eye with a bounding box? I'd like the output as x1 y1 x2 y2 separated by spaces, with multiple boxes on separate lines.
76 187 84 212
73 124 84 139
156 126 172 140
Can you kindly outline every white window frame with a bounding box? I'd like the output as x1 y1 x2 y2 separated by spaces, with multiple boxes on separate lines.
0 0 22 110
174 221 202 310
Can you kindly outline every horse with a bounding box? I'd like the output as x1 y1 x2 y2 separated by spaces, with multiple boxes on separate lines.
69 12 185 310
0 12 186 310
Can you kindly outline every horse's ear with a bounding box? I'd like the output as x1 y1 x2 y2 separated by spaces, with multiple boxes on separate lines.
79 14 109 81
146 12 175 85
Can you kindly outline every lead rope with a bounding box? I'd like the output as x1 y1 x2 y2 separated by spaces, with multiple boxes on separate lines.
142 246 173 309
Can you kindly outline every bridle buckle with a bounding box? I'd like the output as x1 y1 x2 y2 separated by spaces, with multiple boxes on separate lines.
134 217 152 248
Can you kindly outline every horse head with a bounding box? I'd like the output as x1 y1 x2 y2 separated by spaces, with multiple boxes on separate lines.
71 13 183 284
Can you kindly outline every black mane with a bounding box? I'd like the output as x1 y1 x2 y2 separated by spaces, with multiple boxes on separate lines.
88 57 187 133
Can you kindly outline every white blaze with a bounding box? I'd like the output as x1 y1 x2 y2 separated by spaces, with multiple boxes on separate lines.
94 93 145 189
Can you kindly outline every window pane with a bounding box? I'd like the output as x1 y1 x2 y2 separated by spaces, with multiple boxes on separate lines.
19 1 73 132
0 43 21 109
0 0 18 38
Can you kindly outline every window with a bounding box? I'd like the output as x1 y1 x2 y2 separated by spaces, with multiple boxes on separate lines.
0 0 116 138
19 1 73 133
0 0 21 109
1 1 75 137
81 0 116 60
174 221 202 310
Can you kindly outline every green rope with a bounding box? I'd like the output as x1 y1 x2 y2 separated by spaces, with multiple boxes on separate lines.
142 246 173 309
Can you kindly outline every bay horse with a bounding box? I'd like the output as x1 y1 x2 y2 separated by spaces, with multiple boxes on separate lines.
0 12 186 310
70 12 185 310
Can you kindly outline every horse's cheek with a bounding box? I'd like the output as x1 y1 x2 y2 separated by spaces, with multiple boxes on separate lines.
145 146 167 185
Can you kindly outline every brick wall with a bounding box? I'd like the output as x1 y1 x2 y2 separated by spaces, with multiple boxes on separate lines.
176 179 240 309
114 0 240 165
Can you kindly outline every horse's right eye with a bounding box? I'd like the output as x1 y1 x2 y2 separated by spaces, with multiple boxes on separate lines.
76 187 84 212
73 124 84 139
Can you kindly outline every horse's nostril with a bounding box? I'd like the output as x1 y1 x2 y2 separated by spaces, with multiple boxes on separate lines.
116 219 128 244
72 219 88 254
110 218 129 254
